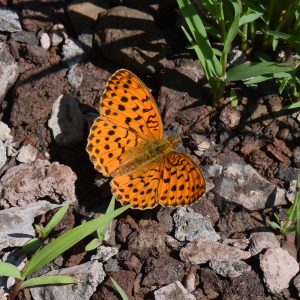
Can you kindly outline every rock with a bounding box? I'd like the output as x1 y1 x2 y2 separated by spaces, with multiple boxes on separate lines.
220 106 241 128
210 152 286 210
199 268 225 299
260 247 299 294
97 270 134 299
78 32 93 48
62 38 86 68
0 42 19 101
0 159 77 209
25 45 50 65
91 246 119 262
173 207 220 242
67 0 109 34
249 231 280 255
180 237 251 264
16 144 38 163
29 261 105 300
21 4 55 32
127 221 167 258
40 32 50 49
104 258 120 272
95 6 167 75
217 210 254 237
0 121 11 141
209 259 251 278
222 238 249 250
11 31 39 45
49 24 68 47
48 95 85 146
222 270 266 300
184 267 198 293
0 140 7 169
0 8 21 32
142 256 185 287
156 207 173 233
294 146 300 168
67 65 83 91
154 281 196 300
0 201 67 251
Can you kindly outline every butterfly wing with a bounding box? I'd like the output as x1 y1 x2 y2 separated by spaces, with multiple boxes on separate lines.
111 151 206 209
158 152 206 207
100 69 163 139
87 69 164 176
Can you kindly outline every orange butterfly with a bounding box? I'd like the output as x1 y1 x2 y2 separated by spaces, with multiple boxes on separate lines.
86 69 206 209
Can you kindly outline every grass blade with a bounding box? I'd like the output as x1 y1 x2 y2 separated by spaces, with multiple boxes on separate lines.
20 275 76 289
0 262 21 279
110 277 129 300
21 204 130 278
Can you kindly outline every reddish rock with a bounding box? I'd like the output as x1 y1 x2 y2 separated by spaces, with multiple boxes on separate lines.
219 106 241 128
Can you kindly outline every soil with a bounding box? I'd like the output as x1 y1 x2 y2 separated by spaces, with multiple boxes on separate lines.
1 1 300 300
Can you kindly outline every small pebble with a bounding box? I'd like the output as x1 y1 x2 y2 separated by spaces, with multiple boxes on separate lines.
40 32 50 49
16 144 38 164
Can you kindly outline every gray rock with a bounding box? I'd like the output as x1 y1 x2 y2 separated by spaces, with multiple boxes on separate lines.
209 152 286 210
0 140 7 169
0 42 19 101
260 247 299 294
104 258 120 272
249 231 280 255
30 261 105 300
62 38 86 68
294 147 300 168
48 95 85 146
180 237 251 264
11 31 38 45
0 8 21 32
154 281 196 300
209 259 251 278
78 33 93 48
67 65 83 91
173 207 220 242
0 121 12 142
91 246 119 262
0 159 77 209
16 144 38 164
95 6 167 75
0 201 65 251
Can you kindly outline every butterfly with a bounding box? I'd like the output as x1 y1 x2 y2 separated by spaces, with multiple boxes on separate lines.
86 69 206 209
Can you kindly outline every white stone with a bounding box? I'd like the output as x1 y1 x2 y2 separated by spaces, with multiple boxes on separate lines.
48 95 85 146
16 144 38 164
173 207 220 242
249 231 280 255
260 248 299 294
62 38 85 68
180 237 251 265
30 261 105 300
0 140 7 169
40 32 50 49
0 8 21 32
154 281 196 300
49 24 68 47
67 65 83 91
91 246 119 262
0 121 11 141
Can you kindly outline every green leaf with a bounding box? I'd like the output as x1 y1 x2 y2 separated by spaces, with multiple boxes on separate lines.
177 0 222 78
227 61 295 81
239 9 264 26
21 204 130 279
20 275 76 289
21 238 43 255
0 262 21 279
110 277 129 300
43 204 70 239
85 238 102 251
230 88 238 107
281 101 300 110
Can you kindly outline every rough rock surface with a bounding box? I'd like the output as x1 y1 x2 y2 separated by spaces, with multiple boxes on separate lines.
173 207 220 242
209 259 251 278
249 231 280 255
0 159 77 208
95 6 167 74
154 281 196 300
180 237 251 264
260 247 299 293
0 8 21 32
30 261 105 300
16 144 38 163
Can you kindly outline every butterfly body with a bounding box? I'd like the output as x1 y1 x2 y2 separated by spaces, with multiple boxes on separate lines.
87 69 206 209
